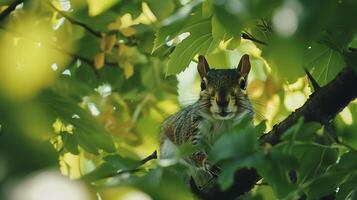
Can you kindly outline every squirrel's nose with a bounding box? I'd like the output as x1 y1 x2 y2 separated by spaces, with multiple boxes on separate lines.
216 96 229 107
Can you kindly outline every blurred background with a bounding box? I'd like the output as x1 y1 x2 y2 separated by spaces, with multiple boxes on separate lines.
0 0 356 199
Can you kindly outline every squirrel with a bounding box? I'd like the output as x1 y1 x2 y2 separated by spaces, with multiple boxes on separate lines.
159 54 253 189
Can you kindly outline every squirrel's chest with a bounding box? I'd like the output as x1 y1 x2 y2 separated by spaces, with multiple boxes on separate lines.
197 119 233 147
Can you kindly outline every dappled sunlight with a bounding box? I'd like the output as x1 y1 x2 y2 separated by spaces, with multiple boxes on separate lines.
0 15 72 101
284 91 306 112
59 153 83 179
283 78 310 112
0 0 356 200
87 0 119 16
340 107 353 125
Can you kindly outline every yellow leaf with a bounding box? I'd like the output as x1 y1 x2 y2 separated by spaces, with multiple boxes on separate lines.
123 62 134 79
94 52 105 69
50 135 63 152
118 44 129 56
53 118 63 134
108 17 122 30
52 118 74 134
105 34 117 52
120 27 136 37
87 0 119 16
99 35 106 51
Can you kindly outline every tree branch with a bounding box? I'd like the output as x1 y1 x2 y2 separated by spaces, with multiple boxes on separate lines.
260 67 357 145
0 0 23 23
194 67 357 200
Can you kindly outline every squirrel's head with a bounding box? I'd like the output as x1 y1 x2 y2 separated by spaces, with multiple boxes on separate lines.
197 54 252 120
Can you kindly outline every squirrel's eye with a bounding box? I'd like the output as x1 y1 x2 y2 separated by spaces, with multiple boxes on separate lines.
200 80 206 90
239 78 246 90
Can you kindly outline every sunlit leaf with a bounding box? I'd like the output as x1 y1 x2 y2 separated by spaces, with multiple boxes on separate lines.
87 0 120 16
40 92 116 154
166 19 220 75
0 16 72 100
147 0 175 21
304 43 345 85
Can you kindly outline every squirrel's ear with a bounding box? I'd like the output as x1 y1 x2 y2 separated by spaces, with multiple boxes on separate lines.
237 54 251 78
197 55 209 79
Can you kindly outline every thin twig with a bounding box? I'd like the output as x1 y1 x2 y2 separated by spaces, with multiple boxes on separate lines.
0 0 23 23
46 1 140 48
97 150 157 180
241 32 268 45
46 1 101 38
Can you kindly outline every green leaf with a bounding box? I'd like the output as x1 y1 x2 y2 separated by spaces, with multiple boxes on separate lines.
160 0 203 27
112 1 142 18
211 15 227 40
305 171 345 199
152 10 204 52
307 152 357 200
213 3 243 36
336 175 357 200
263 38 305 82
61 133 79 155
280 142 339 184
82 154 142 181
218 151 264 190
166 19 220 75
282 120 321 142
81 163 116 181
304 43 345 85
147 0 175 21
135 169 195 200
40 92 116 154
255 149 299 199
330 151 357 171
103 154 139 170
209 126 260 163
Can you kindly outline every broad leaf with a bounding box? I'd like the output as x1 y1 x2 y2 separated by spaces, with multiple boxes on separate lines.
40 91 116 154
166 19 220 75
304 43 345 85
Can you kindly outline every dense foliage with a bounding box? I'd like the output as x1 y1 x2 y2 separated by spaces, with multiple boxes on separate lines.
0 0 356 200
